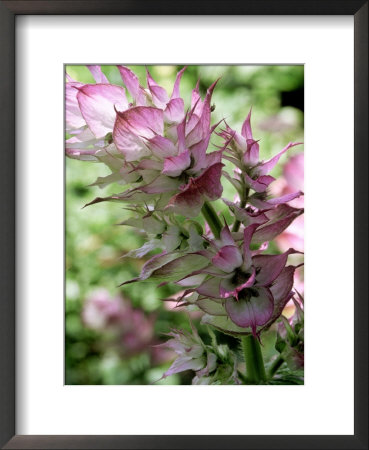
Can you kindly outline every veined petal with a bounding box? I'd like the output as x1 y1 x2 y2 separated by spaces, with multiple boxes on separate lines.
149 253 209 282
196 298 227 316
86 65 109 83
163 356 205 378
164 97 185 123
113 106 163 161
223 199 269 226
171 67 186 99
176 116 187 152
190 80 203 116
212 245 243 273
117 65 147 105
253 248 298 286
185 80 218 148
270 266 295 302
147 135 177 158
252 205 304 245
249 191 303 210
220 224 236 247
241 108 253 140
243 224 259 271
140 175 181 194
65 82 85 130
244 173 275 192
77 84 129 138
196 277 221 298
225 286 274 333
162 150 191 177
257 142 302 176
243 139 260 167
147 69 169 108
166 163 224 217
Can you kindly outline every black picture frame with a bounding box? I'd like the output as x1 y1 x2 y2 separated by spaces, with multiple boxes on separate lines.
1 1 367 449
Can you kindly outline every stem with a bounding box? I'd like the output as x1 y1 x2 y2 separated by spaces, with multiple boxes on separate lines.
201 201 222 238
241 335 266 384
232 188 249 232
268 355 285 379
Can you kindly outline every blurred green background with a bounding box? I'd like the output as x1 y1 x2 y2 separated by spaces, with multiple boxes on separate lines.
66 65 304 385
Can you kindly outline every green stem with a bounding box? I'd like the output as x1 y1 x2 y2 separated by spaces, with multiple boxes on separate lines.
201 201 222 238
241 335 266 384
268 355 285 379
232 188 249 232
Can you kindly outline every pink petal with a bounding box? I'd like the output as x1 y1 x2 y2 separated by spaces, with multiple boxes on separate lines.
252 205 304 245
223 200 269 226
257 142 302 176
242 224 259 271
117 65 146 105
166 163 224 217
65 82 85 130
249 191 304 210
212 245 243 273
188 124 220 174
270 266 295 302
146 135 177 158
140 175 181 194
241 108 253 140
190 80 203 116
162 150 191 177
113 106 164 161
243 139 260 166
77 84 129 137
171 66 186 99
220 224 236 247
253 248 298 286
185 80 218 148
86 65 109 83
164 98 185 123
163 356 205 378
146 69 169 108
225 286 274 333
244 173 275 192
176 116 186 152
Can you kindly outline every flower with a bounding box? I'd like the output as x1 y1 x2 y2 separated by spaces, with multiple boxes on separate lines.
158 323 240 384
66 66 224 217
176 224 300 337
82 288 156 356
219 109 303 210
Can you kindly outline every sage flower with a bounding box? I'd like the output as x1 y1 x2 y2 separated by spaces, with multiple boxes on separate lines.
177 224 299 336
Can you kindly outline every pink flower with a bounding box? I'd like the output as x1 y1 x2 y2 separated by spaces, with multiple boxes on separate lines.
85 76 224 217
175 224 300 337
82 289 156 356
272 153 304 252
219 109 303 210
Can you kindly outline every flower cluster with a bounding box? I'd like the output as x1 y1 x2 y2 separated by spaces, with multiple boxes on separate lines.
66 65 223 217
66 65 304 383
158 324 240 385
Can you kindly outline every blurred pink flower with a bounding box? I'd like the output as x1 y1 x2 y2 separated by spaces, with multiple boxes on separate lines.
271 153 304 300
82 288 158 357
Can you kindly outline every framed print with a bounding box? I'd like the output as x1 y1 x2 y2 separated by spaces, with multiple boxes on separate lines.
1 1 368 449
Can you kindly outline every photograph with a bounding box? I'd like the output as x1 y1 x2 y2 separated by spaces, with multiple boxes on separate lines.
65 64 304 385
